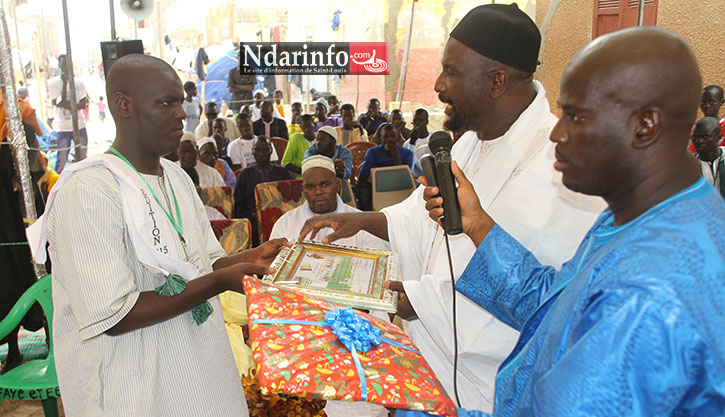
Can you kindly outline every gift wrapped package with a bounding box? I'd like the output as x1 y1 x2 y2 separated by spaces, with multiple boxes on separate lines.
244 277 457 417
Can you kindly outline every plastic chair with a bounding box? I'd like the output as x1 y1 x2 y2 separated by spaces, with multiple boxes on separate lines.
270 137 288 164
339 179 356 208
371 165 416 211
0 275 59 417
346 141 375 187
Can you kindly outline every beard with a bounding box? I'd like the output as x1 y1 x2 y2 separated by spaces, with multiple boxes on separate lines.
443 111 466 132
440 94 468 132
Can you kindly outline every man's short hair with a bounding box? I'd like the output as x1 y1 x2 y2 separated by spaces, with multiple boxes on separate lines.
183 81 196 91
237 112 251 122
300 114 314 123
694 116 721 135
415 108 429 117
253 135 271 149
340 103 355 113
292 102 302 108
213 118 226 127
704 85 724 99
391 109 403 116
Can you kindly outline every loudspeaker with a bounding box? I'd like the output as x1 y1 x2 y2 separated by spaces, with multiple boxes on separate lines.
100 40 144 78
120 0 154 21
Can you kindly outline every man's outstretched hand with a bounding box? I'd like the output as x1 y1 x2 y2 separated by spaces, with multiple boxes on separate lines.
244 238 291 266
213 238 290 271
298 212 389 243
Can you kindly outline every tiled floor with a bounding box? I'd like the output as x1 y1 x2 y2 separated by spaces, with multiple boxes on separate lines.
0 399 65 417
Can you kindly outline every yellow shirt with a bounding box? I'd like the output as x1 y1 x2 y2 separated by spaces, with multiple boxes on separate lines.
288 123 302 136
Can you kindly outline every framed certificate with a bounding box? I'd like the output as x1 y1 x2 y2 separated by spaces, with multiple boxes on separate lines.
262 240 398 313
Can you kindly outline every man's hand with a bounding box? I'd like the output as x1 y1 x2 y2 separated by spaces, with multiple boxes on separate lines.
242 238 290 266
334 159 346 178
423 161 495 246
384 280 417 320
222 262 275 291
213 238 290 271
298 212 389 243
350 120 365 134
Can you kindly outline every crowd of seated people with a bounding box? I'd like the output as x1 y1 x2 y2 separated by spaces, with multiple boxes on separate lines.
172 93 439 247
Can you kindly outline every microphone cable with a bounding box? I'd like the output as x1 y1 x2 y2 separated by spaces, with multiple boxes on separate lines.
443 229 462 408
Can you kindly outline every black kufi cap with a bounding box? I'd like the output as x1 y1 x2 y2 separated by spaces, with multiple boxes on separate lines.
450 3 541 73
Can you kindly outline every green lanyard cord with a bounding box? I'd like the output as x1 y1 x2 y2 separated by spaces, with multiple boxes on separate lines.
108 146 185 244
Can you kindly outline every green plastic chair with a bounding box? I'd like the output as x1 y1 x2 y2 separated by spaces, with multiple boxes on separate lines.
0 275 59 417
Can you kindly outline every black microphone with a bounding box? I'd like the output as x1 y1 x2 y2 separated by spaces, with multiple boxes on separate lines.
428 131 463 235
413 141 438 188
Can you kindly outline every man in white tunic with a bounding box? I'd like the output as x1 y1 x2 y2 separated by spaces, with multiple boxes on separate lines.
27 54 286 417
299 4 606 412
271 155 387 252
271 155 389 417
177 136 225 187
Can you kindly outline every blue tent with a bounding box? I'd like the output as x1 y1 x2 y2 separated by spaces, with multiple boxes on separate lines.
197 49 268 109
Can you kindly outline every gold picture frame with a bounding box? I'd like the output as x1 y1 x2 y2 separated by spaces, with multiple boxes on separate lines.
262 240 398 313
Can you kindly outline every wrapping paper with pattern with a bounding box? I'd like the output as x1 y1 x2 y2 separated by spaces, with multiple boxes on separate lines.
244 277 457 416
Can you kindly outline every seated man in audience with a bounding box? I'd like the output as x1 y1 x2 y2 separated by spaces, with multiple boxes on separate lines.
404 108 431 148
198 136 236 188
326 95 340 117
403 26 725 417
358 98 390 136
692 116 724 197
233 136 292 246
403 108 432 178
271 155 387 250
288 102 303 136
335 103 368 146
250 89 282 122
304 126 352 180
211 118 231 158
252 100 289 140
178 136 224 187
227 113 279 171
391 109 411 140
314 98 342 131
356 123 414 210
282 114 316 179
195 101 240 140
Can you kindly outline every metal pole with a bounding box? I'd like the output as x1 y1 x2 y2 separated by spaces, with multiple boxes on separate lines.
60 0 81 164
394 0 416 110
109 0 117 40
637 0 645 26
10 0 26 86
0 0 45 277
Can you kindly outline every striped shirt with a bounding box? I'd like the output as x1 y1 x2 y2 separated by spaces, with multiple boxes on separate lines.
47 160 247 416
